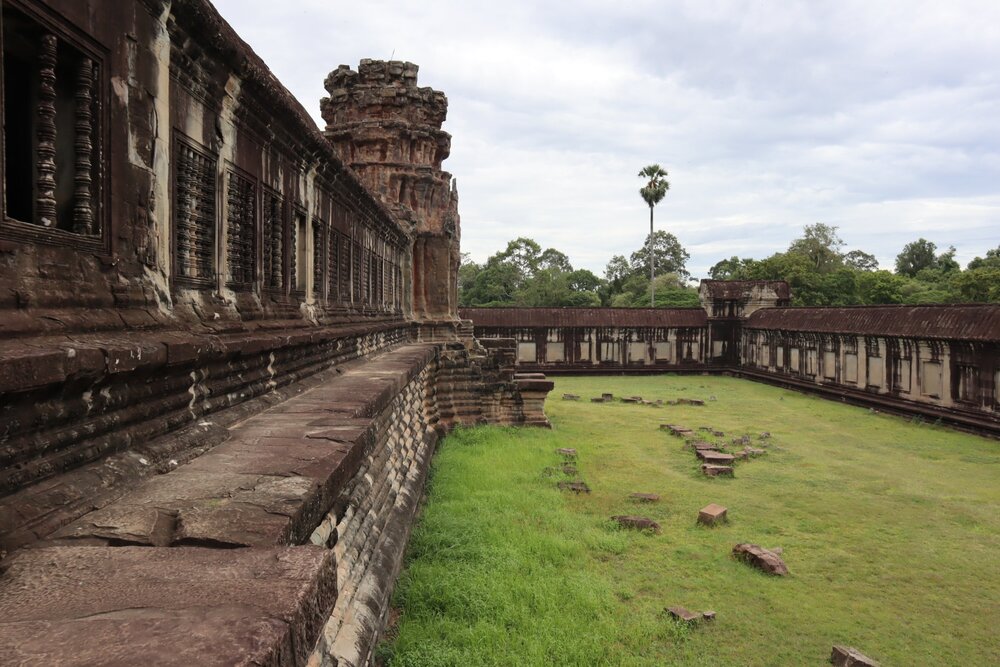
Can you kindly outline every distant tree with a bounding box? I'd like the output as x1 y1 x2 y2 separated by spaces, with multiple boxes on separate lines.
538 248 573 273
638 164 670 306
604 255 631 284
629 231 690 282
843 249 879 272
895 238 938 277
708 256 753 280
787 223 845 273
857 270 906 304
967 245 1000 270
936 246 960 273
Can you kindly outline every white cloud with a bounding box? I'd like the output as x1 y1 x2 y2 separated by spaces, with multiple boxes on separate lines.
213 0 1000 277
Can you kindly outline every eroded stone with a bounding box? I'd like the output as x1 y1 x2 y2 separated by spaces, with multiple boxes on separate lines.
698 503 728 526
732 543 789 576
831 645 878 666
611 515 661 533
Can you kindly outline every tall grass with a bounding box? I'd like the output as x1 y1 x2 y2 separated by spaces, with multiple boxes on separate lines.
381 376 1000 666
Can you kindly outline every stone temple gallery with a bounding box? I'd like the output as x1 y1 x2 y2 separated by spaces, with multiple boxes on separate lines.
0 1 996 665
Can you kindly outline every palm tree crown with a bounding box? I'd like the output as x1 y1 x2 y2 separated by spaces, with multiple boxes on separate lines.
639 164 670 208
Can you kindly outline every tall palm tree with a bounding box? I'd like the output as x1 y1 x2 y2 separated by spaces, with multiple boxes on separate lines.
638 164 670 307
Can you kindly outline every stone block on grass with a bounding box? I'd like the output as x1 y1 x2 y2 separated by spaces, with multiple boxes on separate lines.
558 481 590 494
629 493 660 503
702 464 734 477
698 450 735 465
831 645 878 666
732 543 788 576
666 606 700 623
698 503 728 526
611 515 661 533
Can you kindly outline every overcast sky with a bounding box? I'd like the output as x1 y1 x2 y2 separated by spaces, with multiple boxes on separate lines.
214 0 1000 279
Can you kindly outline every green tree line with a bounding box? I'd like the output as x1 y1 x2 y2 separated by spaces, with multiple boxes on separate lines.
459 225 1000 308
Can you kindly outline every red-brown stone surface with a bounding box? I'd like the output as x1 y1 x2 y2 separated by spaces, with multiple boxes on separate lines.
0 546 336 666
732 543 789 576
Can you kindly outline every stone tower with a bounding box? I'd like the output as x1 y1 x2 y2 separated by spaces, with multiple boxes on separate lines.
321 59 460 333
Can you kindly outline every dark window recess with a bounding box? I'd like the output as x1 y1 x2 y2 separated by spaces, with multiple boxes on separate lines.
367 251 375 304
173 138 216 285
263 192 283 289
327 229 340 301
352 240 362 302
312 219 324 299
957 365 977 402
226 170 256 288
339 234 350 301
2 5 100 234
292 212 306 294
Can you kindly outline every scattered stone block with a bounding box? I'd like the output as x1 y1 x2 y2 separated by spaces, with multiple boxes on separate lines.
621 397 640 404
697 450 735 465
602 393 614 401
689 442 720 455
662 424 694 437
561 464 578 476
677 398 706 406
702 610 716 621
744 447 766 457
759 431 771 439
562 393 580 401
734 450 749 461
655 399 664 405
698 503 728 526
732 543 789 576
831 645 878 667
629 493 660 503
556 448 577 459
702 464 734 477
712 430 725 437
591 397 606 403
611 515 661 533
666 606 700 623
558 481 590 494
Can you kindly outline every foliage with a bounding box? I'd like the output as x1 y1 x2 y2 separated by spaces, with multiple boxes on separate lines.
460 230 998 309
383 376 1000 666
629 231 691 281
638 164 670 210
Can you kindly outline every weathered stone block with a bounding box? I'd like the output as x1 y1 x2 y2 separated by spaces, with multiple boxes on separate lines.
698 503 728 526
629 493 660 503
732 543 789 576
611 515 661 533
558 481 590 494
831 645 878 666
702 464 734 477
666 606 700 623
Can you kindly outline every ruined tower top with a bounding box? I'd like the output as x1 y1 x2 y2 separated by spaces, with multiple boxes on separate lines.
322 60 447 130
322 59 461 325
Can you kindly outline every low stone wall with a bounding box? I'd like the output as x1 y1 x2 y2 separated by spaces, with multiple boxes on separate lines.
0 321 412 553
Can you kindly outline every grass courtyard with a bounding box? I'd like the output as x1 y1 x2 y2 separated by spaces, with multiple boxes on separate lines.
379 375 1000 666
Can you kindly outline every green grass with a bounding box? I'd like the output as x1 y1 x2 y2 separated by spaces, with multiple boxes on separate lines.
380 376 1000 666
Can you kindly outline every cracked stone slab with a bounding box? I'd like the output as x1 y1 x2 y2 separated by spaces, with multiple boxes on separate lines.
43 346 434 548
0 546 336 667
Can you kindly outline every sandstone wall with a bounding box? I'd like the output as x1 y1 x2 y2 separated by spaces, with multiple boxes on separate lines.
0 2 553 664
